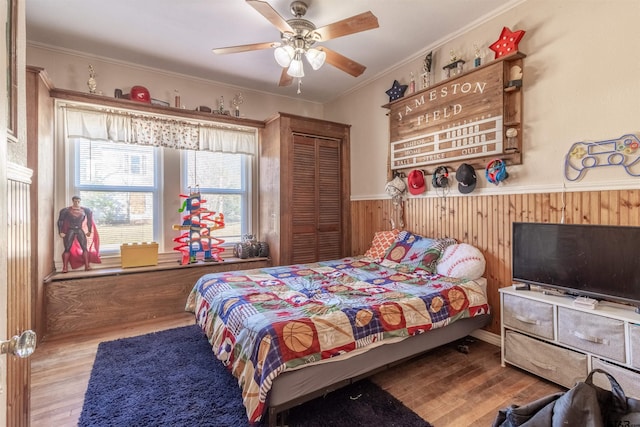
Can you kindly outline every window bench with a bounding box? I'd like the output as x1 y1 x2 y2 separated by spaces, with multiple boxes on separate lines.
43 257 270 341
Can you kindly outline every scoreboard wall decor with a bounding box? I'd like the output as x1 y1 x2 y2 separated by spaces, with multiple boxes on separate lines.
391 116 503 168
385 52 525 172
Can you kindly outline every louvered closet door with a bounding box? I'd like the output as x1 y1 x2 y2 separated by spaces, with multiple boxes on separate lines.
292 136 317 263
291 134 342 264
316 139 342 260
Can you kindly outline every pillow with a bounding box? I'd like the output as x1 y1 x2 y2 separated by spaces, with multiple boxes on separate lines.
436 243 486 279
382 231 456 273
364 229 400 261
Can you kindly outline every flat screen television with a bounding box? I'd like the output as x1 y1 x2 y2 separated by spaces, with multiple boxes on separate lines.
512 222 640 311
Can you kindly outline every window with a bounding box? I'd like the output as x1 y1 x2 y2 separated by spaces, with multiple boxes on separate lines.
70 138 159 254
59 102 259 262
183 150 251 243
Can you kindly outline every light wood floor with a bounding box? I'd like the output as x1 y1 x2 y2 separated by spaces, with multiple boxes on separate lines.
30 313 564 426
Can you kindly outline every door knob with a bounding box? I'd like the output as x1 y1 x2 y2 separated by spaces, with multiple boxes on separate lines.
0 330 37 358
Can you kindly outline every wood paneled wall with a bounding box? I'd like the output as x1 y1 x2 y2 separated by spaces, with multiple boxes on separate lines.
26 66 55 340
7 171 32 427
351 189 640 335
44 259 269 340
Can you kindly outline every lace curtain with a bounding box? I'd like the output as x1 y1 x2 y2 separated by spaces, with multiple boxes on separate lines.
62 106 257 155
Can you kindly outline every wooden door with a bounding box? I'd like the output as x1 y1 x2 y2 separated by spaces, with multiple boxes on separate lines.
291 135 317 263
1 1 10 422
6 167 32 427
0 62 8 427
290 134 342 264
316 139 342 261
2 1 33 425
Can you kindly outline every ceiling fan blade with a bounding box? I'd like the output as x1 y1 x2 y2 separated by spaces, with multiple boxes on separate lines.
212 41 279 55
314 11 379 41
278 68 294 87
319 47 366 77
246 0 294 34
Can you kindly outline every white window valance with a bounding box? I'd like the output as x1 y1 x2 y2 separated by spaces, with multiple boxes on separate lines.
62 105 257 155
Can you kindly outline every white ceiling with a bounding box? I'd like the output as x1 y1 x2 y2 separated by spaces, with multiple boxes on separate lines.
26 0 514 103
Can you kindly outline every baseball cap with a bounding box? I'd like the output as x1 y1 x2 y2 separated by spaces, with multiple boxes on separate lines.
129 85 151 103
456 163 477 194
408 169 426 195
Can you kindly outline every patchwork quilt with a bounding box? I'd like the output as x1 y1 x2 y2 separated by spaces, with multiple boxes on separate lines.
185 257 489 423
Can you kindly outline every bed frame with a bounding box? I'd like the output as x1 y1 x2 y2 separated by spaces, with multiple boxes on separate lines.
266 312 491 426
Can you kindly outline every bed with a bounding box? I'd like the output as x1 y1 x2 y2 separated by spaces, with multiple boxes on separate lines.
185 231 491 426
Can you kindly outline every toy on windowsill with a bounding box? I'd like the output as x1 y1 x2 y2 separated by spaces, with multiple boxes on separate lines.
57 195 101 272
172 188 225 264
121 242 158 268
234 234 270 259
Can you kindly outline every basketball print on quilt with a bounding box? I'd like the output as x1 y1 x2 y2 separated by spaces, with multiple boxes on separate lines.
436 243 486 279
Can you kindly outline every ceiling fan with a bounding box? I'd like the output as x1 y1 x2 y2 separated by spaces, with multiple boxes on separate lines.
212 0 379 89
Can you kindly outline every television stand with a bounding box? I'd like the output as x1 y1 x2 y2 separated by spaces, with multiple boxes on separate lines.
500 287 640 399
572 295 599 309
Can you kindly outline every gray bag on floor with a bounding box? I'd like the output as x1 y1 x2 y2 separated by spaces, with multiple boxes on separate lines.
492 369 640 427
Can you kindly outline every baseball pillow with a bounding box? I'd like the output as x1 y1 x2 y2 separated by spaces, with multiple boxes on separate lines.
436 243 486 279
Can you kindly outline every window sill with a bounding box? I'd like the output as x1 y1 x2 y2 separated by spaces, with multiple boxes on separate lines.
48 256 270 282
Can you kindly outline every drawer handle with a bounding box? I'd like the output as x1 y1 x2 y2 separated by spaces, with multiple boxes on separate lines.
530 360 557 372
572 330 608 345
514 315 540 325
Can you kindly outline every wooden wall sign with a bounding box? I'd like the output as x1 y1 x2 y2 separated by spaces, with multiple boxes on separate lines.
385 52 525 172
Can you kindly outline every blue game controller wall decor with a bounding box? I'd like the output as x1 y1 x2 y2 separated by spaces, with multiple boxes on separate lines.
564 134 640 181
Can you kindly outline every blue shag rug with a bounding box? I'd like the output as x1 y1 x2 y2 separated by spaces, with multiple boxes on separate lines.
79 324 432 427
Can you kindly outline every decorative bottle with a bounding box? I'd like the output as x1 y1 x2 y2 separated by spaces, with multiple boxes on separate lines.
174 90 181 108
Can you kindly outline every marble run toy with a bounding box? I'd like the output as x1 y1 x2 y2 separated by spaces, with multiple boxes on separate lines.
172 188 225 264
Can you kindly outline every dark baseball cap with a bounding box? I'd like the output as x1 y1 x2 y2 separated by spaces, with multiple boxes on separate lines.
456 163 477 194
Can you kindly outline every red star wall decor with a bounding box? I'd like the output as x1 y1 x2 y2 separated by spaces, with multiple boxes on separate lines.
489 26 526 59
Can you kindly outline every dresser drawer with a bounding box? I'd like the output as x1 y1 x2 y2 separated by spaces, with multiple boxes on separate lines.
631 323 640 369
505 330 587 388
592 358 640 400
557 307 625 362
503 293 554 339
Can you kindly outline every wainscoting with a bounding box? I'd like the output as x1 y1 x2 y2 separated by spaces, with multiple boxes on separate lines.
350 189 640 335
44 259 269 340
7 164 33 427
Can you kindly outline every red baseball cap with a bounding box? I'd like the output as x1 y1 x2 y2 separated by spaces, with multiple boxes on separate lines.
408 169 426 195
130 85 151 103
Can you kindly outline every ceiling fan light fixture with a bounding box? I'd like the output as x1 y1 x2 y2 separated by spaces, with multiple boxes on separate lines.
287 55 305 78
305 47 326 70
215 1 379 88
274 45 295 67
